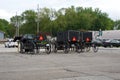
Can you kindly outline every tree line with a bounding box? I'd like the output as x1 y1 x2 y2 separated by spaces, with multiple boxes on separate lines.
0 6 120 37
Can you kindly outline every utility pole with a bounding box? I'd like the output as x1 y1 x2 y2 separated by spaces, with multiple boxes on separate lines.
15 12 19 36
37 4 40 33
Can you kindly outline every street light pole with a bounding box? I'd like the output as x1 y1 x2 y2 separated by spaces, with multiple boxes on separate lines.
15 12 20 36
15 12 19 36
37 4 40 33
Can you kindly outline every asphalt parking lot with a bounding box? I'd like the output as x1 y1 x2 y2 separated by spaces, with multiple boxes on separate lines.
0 44 120 80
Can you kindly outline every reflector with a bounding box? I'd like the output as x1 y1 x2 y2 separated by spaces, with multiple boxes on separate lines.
72 37 76 41
86 37 90 42
39 35 43 41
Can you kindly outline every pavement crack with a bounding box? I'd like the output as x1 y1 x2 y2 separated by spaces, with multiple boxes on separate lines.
63 68 76 73
63 68 94 76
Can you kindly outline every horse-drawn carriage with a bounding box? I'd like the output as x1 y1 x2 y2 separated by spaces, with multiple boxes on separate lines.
14 33 51 54
52 30 80 53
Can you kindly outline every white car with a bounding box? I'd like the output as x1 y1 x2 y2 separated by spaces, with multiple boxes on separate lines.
4 39 18 48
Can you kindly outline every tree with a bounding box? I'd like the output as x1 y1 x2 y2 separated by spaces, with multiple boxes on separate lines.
7 6 115 36
0 19 9 31
89 8 114 30
20 10 37 34
114 20 120 30
0 21 4 31
0 19 15 37
6 24 16 38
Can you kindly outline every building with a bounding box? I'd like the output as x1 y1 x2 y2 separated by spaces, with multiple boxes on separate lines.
102 30 120 39
92 30 120 40
0 31 4 40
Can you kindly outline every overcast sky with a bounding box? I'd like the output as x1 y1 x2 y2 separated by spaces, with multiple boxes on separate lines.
0 0 120 21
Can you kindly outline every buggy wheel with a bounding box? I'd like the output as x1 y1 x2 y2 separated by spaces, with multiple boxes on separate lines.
63 43 70 53
76 47 82 53
79 43 85 52
28 41 37 54
92 44 99 52
85 44 91 52
63 48 69 53
25 49 29 53
76 43 82 53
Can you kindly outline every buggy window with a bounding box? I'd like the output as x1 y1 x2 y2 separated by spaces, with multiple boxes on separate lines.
23 34 35 39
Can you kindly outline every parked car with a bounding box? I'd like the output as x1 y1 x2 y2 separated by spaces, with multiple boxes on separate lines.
92 39 103 46
4 38 18 48
110 39 120 47
103 39 120 47
102 39 111 47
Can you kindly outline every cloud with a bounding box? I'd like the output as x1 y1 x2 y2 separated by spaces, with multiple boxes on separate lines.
0 9 14 21
0 0 120 21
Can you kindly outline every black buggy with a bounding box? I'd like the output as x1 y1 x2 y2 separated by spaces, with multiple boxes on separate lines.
52 30 82 53
78 31 99 53
14 33 51 54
